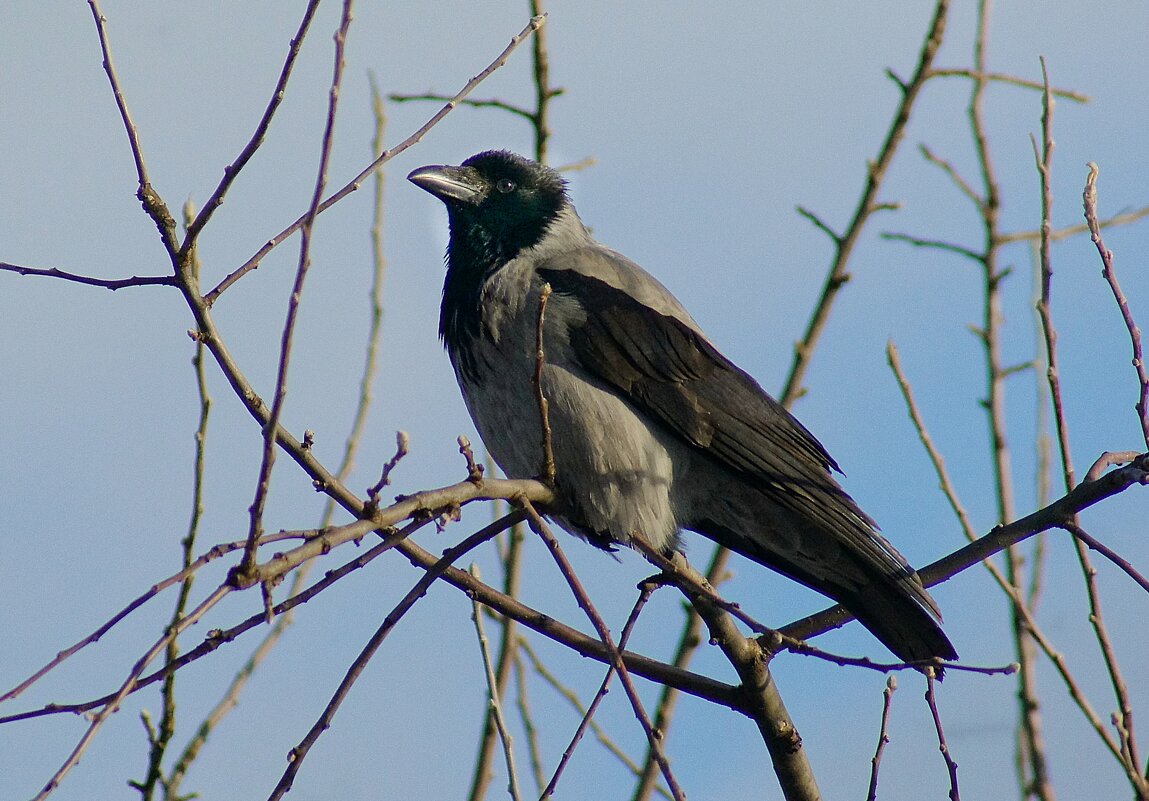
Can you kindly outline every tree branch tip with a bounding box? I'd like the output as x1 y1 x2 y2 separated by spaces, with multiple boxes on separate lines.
458 435 485 482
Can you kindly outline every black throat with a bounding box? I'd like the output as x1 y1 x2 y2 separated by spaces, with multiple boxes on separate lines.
439 206 560 379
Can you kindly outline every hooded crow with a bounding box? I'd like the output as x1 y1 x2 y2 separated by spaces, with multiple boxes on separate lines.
409 150 957 666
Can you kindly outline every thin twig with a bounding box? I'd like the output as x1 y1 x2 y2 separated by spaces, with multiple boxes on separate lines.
135 208 213 801
866 676 898 801
181 0 323 248
32 585 231 801
512 652 547 796
86 0 177 252
1084 163 1149 448
518 639 671 798
534 283 556 483
204 13 548 304
1060 521 1149 594
925 668 960 800
265 516 516 801
0 263 176 289
781 0 949 403
238 0 356 582
543 581 658 798
2 524 424 728
468 507 526 801
928 67 1090 102
0 530 280 704
919 143 984 207
389 93 535 120
470 564 523 801
997 202 1149 245
1034 65 1141 789
520 503 686 801
881 231 983 261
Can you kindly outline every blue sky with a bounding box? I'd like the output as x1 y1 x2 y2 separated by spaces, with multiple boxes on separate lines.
3 2 1149 800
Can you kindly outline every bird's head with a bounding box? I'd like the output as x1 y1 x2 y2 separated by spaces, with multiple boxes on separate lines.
408 150 569 270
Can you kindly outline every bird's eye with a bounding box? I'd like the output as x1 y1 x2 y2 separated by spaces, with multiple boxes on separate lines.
496 178 516 194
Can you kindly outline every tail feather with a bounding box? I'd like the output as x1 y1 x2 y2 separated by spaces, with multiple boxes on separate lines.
693 518 957 667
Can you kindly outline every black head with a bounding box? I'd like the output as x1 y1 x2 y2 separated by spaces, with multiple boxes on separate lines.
408 150 569 271
409 151 570 355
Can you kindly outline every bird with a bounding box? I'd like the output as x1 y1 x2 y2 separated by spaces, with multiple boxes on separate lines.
408 150 957 666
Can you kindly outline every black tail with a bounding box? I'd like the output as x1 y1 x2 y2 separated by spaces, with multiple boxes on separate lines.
694 519 957 667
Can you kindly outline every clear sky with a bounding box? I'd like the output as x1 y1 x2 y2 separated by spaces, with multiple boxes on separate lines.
3 2 1148 800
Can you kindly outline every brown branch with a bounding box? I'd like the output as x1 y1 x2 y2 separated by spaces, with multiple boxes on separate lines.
1085 163 1149 448
32 585 231 801
0 530 296 704
866 676 898 801
204 13 548 304
181 0 322 249
86 0 178 254
469 564 524 801
669 552 821 801
781 0 949 404
0 263 176 289
781 453 1149 639
265 516 513 801
534 282 556 483
543 580 659 798
1061 522 1149 594
522 503 686 801
237 0 356 582
928 67 1090 102
925 668 961 800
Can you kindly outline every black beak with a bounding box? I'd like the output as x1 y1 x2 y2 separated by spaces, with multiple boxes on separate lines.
407 164 483 204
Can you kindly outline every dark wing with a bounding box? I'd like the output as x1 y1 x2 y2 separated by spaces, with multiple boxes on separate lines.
538 262 957 662
538 265 872 536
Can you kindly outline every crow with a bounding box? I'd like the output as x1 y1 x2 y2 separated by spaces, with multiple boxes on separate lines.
408 150 956 666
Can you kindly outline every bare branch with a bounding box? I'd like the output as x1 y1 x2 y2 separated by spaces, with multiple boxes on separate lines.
534 282 556 484
32 585 231 801
0 262 176 289
780 0 950 405
543 580 658 799
389 92 535 121
266 516 514 801
470 564 523 801
205 13 548 304
182 0 323 248
881 231 983 261
924 668 961 800
866 677 898 801
1085 163 1149 447
928 67 1090 102
237 0 357 583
